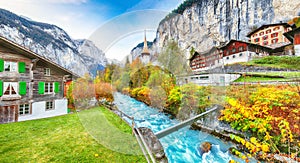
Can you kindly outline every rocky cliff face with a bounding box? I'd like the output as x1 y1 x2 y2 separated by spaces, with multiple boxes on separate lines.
156 0 300 55
0 9 107 76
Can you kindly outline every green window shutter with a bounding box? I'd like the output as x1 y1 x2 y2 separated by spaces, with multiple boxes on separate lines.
38 82 45 94
19 81 27 95
0 80 3 96
0 59 3 72
54 82 60 93
18 62 26 73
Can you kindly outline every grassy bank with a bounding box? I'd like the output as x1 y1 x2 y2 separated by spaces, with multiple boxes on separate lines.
0 107 146 163
234 76 288 82
242 56 300 70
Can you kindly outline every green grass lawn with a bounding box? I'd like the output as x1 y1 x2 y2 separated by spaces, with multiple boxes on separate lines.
242 56 300 70
234 76 288 82
0 107 146 163
243 71 300 79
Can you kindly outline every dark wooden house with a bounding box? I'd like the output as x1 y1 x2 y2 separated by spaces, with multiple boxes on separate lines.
0 36 79 123
189 40 271 72
284 27 300 56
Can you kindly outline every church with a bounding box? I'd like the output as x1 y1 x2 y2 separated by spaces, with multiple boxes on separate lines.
139 30 151 64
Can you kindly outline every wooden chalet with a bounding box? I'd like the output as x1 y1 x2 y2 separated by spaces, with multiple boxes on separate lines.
0 36 79 123
284 27 300 56
189 40 271 72
189 47 221 71
247 23 292 46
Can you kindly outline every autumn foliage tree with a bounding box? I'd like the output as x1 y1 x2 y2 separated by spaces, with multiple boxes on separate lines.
220 85 300 160
94 76 115 103
71 74 95 109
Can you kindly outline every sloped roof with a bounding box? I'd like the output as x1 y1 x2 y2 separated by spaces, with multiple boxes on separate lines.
190 39 274 60
0 36 80 78
283 27 300 43
246 23 291 37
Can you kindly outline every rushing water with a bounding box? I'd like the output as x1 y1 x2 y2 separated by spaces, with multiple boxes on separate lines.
114 93 246 163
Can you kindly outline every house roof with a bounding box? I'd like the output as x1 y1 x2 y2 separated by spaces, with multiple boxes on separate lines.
219 39 273 52
283 27 300 43
246 23 291 37
189 39 274 60
0 36 80 78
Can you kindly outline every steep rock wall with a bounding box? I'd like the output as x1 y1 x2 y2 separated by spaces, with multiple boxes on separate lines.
156 0 300 55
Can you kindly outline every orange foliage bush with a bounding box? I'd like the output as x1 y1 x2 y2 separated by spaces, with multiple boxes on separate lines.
94 82 115 102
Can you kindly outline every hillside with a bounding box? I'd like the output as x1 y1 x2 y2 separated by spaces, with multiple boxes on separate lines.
0 8 107 76
155 0 300 55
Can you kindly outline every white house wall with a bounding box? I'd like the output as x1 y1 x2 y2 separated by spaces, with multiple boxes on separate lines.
192 51 265 72
187 74 241 86
222 51 251 65
295 45 300 56
18 99 68 121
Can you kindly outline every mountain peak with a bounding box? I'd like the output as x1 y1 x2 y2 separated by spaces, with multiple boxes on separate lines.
0 8 107 76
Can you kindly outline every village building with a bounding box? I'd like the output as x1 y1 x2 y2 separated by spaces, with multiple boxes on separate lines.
0 36 79 123
284 27 300 56
189 40 271 72
139 30 151 64
177 73 241 86
247 23 292 47
189 47 221 71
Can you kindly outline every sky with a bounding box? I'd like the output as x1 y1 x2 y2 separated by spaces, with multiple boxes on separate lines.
0 0 183 61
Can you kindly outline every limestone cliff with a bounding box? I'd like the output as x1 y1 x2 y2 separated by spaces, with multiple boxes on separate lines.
155 0 300 55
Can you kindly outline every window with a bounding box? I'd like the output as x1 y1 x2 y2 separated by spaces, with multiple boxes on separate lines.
255 38 260 42
263 41 268 45
238 46 244 52
273 27 280 31
3 82 18 96
263 35 268 40
226 57 229 60
200 76 209 80
259 32 264 36
271 33 278 38
19 104 30 115
46 101 54 111
266 29 271 34
232 48 236 53
44 68 50 76
4 61 17 72
271 39 278 44
232 55 236 58
239 53 243 57
45 82 53 94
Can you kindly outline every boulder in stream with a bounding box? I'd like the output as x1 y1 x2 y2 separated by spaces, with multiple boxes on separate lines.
200 142 212 153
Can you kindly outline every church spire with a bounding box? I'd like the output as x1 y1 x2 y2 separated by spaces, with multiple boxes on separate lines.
141 30 150 55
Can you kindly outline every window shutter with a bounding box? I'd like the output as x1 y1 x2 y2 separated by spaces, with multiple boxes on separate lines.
0 80 3 96
38 82 45 94
19 81 27 95
18 62 26 73
54 82 60 93
0 59 3 72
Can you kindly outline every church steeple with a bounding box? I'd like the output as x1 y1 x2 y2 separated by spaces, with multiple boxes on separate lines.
141 30 150 56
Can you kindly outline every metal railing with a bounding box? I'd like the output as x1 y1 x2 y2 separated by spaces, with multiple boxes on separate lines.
111 107 156 163
155 105 219 139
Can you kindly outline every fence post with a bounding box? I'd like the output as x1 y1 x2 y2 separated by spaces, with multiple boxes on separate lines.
132 117 135 135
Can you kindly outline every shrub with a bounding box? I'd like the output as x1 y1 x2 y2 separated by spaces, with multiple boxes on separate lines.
94 82 114 102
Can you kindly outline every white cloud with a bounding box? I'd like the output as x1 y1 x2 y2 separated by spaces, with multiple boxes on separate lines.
88 10 168 61
0 1 106 39
105 31 156 61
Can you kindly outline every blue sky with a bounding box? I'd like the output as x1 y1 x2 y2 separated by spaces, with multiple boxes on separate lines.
0 0 183 60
